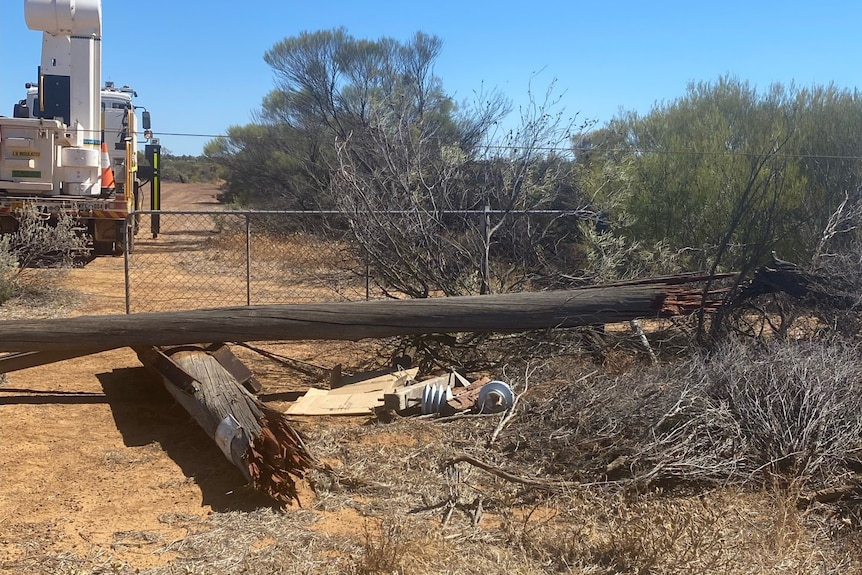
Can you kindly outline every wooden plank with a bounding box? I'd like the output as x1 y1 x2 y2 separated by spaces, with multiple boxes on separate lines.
0 349 110 373
285 387 385 416
135 346 197 393
285 366 419 415
327 367 418 395
208 343 263 393
0 279 732 353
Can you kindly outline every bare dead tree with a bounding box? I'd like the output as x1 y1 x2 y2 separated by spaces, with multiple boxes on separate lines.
811 192 861 268
331 78 596 299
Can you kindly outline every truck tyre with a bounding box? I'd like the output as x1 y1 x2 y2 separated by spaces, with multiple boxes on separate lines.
93 241 114 256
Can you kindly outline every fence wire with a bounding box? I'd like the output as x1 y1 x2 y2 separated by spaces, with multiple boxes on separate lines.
124 209 596 314
125 211 368 313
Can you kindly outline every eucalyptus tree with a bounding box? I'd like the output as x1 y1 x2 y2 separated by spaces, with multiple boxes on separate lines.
577 78 811 273
209 28 595 299
204 123 326 208
206 29 461 209
792 84 862 261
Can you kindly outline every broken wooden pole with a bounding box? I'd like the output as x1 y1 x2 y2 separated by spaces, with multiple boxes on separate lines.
0 274 734 354
136 345 316 505
738 259 859 309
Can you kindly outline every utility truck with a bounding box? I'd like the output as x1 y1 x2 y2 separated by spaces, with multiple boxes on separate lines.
0 0 161 255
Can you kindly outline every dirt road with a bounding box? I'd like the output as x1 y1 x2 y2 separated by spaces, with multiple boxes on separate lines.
0 183 324 571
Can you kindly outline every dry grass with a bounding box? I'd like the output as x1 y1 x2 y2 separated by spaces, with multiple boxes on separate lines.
0 269 82 320
4 207 862 573
4 379 862 574
497 338 862 497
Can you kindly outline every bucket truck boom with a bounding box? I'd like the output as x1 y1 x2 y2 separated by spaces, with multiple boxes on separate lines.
0 0 161 255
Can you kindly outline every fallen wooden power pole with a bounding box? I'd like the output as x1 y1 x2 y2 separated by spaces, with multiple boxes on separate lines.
0 273 733 354
136 345 316 505
0 275 731 505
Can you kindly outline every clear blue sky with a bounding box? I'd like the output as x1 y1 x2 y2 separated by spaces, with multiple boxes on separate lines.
2 1 860 156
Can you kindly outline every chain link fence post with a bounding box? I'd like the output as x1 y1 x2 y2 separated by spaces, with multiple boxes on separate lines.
246 214 252 306
480 204 491 295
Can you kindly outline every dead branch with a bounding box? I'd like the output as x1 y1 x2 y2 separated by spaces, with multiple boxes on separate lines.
444 454 579 492
797 483 862 508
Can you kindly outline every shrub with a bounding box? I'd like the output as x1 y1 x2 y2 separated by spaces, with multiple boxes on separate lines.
705 338 862 481
0 202 89 305
0 235 18 302
507 337 862 492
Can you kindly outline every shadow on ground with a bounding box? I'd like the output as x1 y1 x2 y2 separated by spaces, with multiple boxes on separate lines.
0 388 108 405
98 366 279 512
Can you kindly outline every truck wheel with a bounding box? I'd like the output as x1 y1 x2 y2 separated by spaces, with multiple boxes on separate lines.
93 241 114 256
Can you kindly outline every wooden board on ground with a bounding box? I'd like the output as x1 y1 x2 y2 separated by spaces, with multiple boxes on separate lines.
285 388 383 416
286 367 419 416
327 367 418 395
0 349 113 373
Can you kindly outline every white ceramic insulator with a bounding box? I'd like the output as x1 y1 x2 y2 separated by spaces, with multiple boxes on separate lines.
421 384 453 415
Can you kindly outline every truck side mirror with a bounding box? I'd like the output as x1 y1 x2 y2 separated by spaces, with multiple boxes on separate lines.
142 110 151 130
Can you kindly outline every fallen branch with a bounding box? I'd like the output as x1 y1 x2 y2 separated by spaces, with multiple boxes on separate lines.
487 405 519 447
797 484 862 508
487 369 534 447
444 454 579 492
738 256 859 309
232 342 332 379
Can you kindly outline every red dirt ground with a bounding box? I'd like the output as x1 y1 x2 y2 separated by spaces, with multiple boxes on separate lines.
0 183 336 571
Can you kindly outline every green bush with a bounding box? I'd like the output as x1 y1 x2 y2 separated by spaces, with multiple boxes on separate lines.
0 202 89 305
138 152 222 183
0 235 18 303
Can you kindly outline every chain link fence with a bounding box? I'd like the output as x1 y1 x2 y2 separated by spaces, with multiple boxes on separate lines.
124 211 368 313
123 209 597 314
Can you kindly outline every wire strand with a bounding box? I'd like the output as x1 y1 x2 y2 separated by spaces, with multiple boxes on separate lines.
144 130 862 161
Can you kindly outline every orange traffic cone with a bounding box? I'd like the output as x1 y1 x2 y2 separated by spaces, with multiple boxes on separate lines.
101 140 116 190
